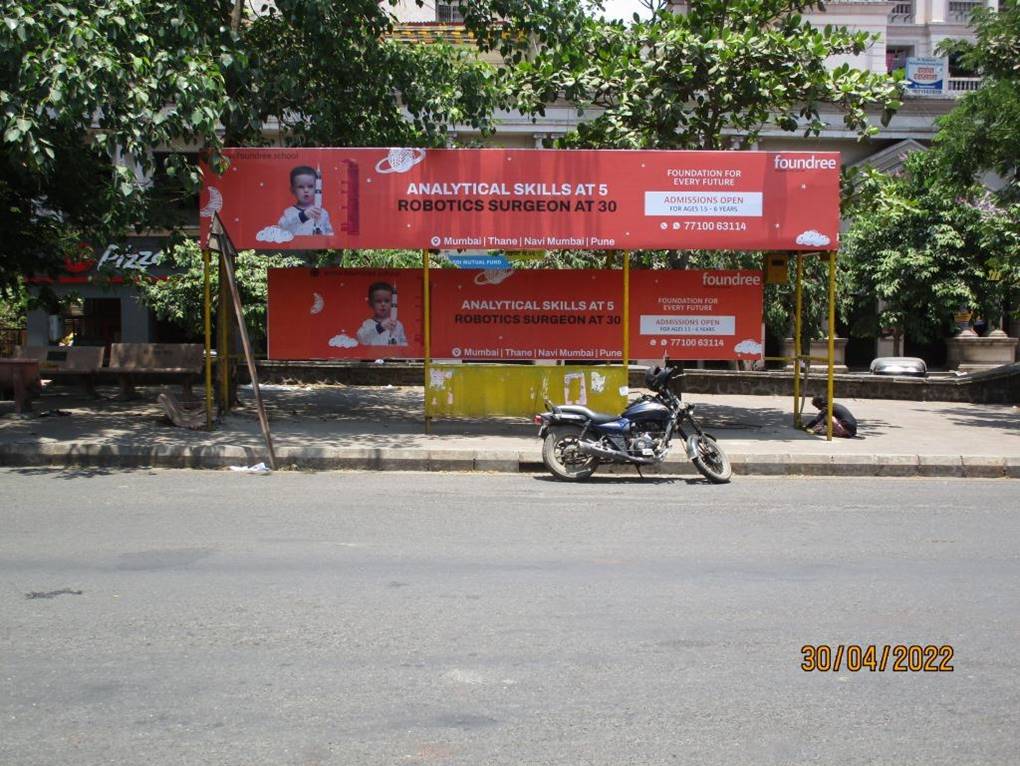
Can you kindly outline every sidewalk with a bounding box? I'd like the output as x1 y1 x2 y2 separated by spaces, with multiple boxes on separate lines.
1 383 1018 477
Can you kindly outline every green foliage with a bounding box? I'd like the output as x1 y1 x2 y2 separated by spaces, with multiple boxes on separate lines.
135 240 303 349
839 2 1020 346
506 0 902 342
511 0 902 149
0 278 29 327
0 0 242 293
2 0 578 289
841 151 1020 344
935 1 1020 196
242 2 504 148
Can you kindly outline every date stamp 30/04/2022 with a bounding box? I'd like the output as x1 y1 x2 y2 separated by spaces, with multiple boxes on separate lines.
801 644 955 673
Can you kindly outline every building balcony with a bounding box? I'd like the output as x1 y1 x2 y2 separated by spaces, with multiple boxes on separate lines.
948 76 982 92
889 0 984 25
949 0 982 23
902 75 983 97
890 1 915 24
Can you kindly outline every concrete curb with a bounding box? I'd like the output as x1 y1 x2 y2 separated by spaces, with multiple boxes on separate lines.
0 443 1014 478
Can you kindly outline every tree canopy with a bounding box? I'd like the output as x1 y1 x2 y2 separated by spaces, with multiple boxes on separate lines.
841 151 1020 349
510 0 902 150
0 0 589 298
838 1 1020 350
934 0 1020 197
1 0 241 297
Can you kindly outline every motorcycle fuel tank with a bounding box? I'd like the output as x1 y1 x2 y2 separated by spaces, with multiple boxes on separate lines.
621 398 671 426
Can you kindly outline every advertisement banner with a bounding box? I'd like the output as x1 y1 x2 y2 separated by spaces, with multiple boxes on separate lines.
629 270 764 361
267 268 424 359
201 148 839 252
429 269 624 361
906 57 946 93
268 267 765 362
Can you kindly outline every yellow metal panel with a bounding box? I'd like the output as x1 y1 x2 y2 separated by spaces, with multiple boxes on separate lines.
426 364 628 418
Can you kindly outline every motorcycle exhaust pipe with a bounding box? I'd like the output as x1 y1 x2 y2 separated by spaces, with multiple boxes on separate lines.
577 441 657 465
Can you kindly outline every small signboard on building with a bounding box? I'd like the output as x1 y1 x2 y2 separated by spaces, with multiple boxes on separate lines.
906 57 946 94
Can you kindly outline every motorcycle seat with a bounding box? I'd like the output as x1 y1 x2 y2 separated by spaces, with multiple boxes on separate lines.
555 405 619 424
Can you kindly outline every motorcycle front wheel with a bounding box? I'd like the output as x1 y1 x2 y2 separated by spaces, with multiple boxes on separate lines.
542 425 598 481
689 434 732 484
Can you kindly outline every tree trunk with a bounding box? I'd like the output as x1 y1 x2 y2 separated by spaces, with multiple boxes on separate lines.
231 0 244 32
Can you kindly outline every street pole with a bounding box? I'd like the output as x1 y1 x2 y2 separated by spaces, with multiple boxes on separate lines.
203 248 213 429
622 250 630 376
213 215 276 469
793 253 804 428
423 249 431 435
217 251 232 411
826 250 837 442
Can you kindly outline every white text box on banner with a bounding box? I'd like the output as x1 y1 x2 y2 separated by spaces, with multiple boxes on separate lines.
643 192 763 217
639 315 737 335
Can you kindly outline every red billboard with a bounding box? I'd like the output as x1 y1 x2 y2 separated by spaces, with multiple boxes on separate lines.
629 270 763 360
429 269 624 361
201 148 839 252
267 268 424 359
267 267 764 361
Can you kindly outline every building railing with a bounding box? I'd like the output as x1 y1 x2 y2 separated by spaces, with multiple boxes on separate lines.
948 76 982 92
949 0 982 23
891 0 983 23
903 76 983 97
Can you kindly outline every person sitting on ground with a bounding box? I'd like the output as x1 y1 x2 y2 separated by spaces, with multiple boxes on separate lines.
804 396 858 437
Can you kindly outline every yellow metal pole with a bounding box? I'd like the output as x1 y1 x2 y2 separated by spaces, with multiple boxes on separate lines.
622 250 630 371
826 250 837 442
793 252 804 428
218 252 230 411
423 249 431 435
203 248 213 429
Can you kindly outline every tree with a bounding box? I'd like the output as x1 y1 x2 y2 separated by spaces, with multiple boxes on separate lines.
934 0 1020 196
840 151 1020 353
1 1 245 298
1 1 587 294
134 239 303 351
510 0 902 149
840 2 1020 350
502 0 902 352
242 1 503 148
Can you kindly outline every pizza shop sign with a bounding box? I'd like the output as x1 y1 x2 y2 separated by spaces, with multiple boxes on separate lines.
64 244 164 275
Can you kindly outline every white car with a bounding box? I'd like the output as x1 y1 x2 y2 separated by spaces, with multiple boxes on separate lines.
869 357 927 377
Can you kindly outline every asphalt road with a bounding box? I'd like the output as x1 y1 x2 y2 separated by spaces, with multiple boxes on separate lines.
2 470 1018 765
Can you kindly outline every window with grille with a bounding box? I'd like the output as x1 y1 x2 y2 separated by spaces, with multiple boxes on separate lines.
949 0 981 22
437 2 464 22
890 1 914 22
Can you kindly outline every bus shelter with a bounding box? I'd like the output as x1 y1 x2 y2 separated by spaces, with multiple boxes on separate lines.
201 147 842 467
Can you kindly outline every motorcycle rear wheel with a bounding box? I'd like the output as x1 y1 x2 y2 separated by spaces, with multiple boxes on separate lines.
689 434 732 484
542 425 597 481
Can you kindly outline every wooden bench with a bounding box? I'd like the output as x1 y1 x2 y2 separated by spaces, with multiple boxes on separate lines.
106 343 204 399
16 345 105 398
0 359 41 414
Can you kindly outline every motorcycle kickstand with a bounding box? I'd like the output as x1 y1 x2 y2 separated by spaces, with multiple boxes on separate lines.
635 464 644 479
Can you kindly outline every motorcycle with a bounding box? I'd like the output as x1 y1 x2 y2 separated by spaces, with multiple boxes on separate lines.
533 366 732 483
